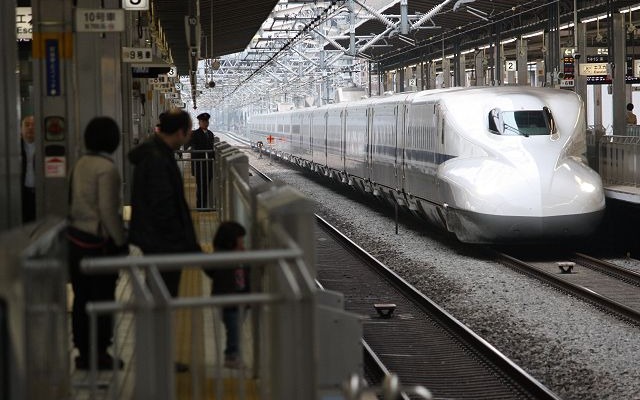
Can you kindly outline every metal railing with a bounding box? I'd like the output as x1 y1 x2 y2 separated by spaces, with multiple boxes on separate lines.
175 149 217 212
10 140 367 400
598 135 640 187
81 244 317 400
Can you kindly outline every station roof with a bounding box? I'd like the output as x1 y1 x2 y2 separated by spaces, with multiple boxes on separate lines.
155 0 279 74
326 0 628 66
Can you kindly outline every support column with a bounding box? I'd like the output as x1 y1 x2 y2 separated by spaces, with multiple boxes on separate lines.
398 68 405 92
517 38 528 85
612 14 626 136
0 0 21 230
474 52 485 86
442 58 451 88
457 54 466 87
32 0 75 218
428 62 437 89
493 44 503 85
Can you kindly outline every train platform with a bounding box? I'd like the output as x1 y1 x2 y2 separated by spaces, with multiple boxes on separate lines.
604 185 640 205
3 142 376 400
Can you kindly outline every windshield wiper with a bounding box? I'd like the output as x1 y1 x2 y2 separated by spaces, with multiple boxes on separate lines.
503 122 529 137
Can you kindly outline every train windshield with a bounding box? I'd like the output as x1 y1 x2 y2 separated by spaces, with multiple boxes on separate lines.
489 107 556 137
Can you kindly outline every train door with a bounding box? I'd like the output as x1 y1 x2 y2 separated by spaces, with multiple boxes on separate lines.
397 104 407 191
308 113 313 162
341 109 347 172
366 107 373 182
324 111 329 168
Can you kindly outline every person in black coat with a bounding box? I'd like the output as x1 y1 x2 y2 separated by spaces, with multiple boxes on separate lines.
188 112 215 209
20 115 36 223
128 110 201 296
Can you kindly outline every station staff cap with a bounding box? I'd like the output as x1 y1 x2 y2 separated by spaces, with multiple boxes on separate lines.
197 112 211 121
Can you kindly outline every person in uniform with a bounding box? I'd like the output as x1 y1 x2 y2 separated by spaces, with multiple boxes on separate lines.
188 112 215 209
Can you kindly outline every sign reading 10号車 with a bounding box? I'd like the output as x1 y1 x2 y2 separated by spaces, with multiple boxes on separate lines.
75 8 125 32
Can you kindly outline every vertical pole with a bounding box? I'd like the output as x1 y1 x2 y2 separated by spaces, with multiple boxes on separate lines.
575 24 588 107
0 0 22 230
612 14 627 136
516 38 528 86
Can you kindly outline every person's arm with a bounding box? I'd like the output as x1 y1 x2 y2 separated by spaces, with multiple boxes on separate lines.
97 166 126 246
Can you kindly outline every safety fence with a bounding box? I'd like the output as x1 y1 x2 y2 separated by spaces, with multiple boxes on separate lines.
3 140 372 400
598 135 640 187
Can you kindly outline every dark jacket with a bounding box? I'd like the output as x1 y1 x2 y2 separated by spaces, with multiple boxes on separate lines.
20 138 34 188
128 135 200 254
206 261 248 295
188 128 215 159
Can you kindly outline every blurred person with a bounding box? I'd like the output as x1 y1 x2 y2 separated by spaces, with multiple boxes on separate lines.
129 110 200 373
188 112 215 209
206 221 248 368
128 110 200 296
626 103 637 125
67 117 127 370
20 115 36 223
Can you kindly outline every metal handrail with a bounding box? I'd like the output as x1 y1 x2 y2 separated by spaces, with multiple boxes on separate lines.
81 248 303 272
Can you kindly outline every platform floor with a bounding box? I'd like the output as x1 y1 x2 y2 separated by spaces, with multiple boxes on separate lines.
605 184 640 204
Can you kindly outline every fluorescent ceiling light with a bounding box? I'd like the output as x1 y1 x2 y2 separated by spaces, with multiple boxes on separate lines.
620 4 640 13
501 37 516 44
523 31 543 38
581 14 607 23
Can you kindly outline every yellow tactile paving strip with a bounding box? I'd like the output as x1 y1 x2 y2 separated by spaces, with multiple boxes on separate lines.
175 184 258 399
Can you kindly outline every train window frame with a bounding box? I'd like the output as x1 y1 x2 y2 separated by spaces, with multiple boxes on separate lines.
489 107 555 137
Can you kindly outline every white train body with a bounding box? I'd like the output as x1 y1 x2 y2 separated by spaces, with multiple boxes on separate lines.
249 86 605 243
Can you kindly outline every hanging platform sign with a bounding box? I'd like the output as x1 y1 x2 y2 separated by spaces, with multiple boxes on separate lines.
122 47 153 62
76 8 125 32
16 7 33 40
123 0 149 10
579 63 608 76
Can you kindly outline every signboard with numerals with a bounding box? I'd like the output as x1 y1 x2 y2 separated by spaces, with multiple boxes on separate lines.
123 0 149 10
76 8 125 32
505 60 517 72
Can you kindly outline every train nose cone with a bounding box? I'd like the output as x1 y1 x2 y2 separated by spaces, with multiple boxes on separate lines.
439 157 605 243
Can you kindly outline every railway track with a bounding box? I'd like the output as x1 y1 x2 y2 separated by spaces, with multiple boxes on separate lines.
493 250 640 325
249 163 560 400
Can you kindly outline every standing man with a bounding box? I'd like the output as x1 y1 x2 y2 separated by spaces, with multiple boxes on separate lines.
20 115 36 223
188 112 215 210
128 110 201 296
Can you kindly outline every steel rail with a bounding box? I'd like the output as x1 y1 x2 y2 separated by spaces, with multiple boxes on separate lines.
493 251 640 326
251 161 560 400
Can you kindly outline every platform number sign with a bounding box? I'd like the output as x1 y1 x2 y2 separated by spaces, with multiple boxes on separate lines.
123 0 149 10
409 78 417 86
167 66 178 78
505 60 517 72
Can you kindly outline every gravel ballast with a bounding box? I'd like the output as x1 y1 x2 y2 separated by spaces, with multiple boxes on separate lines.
228 137 640 400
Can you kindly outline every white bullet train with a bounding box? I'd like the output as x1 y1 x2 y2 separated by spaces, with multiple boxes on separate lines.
248 86 605 243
